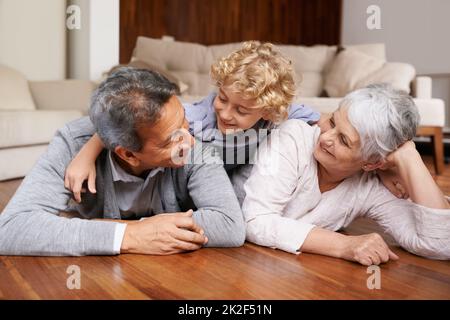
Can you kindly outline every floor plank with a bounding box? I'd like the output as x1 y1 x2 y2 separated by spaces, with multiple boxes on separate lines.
0 155 449 299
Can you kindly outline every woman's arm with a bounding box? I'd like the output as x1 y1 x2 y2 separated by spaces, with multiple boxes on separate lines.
246 214 399 265
242 120 316 252
362 173 450 260
385 141 449 209
301 227 398 266
245 214 316 254
64 133 105 202
366 141 450 260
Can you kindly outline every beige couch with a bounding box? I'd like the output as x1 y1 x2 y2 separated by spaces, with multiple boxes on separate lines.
131 36 446 174
0 65 96 181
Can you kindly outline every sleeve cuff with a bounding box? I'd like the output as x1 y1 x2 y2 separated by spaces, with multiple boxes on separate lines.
113 223 127 254
276 222 316 254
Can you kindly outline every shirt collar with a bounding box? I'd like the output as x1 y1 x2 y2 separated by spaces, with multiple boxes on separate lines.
108 151 165 183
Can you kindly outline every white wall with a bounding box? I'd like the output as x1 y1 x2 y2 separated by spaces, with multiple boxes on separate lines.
342 0 450 129
67 0 90 80
89 0 119 81
342 0 450 74
67 0 119 81
0 0 66 80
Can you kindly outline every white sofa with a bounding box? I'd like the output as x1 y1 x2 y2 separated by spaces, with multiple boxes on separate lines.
131 36 446 174
0 37 444 181
0 65 96 181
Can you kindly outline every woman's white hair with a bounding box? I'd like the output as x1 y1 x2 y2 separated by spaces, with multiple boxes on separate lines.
342 83 420 162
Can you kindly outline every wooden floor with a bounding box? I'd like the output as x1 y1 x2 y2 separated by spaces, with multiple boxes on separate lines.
0 155 449 299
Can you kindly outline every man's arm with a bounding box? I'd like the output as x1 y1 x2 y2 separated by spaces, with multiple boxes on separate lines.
0 125 119 256
186 144 246 247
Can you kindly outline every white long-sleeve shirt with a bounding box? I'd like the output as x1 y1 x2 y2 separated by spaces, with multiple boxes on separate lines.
238 119 450 259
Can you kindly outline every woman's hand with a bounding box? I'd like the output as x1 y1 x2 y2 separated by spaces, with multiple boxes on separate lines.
64 156 97 203
383 140 418 168
340 233 399 266
378 140 449 209
377 168 409 199
376 141 418 199
301 227 398 266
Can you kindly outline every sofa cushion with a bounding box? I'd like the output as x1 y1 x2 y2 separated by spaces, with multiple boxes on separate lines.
134 36 210 72
0 110 83 148
296 72 324 97
356 62 416 94
176 72 215 96
29 79 96 112
278 45 334 97
343 43 386 61
0 65 36 111
128 59 189 94
0 145 50 181
134 37 217 96
209 42 246 61
324 49 385 97
325 48 416 97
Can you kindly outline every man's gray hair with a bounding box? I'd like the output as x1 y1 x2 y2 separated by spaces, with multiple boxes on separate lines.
343 83 420 162
89 67 179 152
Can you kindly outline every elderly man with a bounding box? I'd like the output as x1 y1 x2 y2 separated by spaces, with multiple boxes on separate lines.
0 68 245 256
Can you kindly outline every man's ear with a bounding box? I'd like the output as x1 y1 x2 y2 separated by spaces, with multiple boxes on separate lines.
362 161 384 172
114 146 140 167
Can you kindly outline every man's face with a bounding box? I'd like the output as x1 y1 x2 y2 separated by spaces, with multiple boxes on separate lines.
131 96 194 170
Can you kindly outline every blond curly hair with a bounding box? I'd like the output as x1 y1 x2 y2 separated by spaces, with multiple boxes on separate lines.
210 41 297 123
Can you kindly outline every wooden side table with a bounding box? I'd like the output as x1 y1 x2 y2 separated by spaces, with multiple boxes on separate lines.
417 126 445 174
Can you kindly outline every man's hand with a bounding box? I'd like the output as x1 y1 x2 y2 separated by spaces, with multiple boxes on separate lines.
120 210 208 255
339 233 399 266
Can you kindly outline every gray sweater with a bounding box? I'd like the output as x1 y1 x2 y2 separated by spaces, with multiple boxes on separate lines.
0 117 245 256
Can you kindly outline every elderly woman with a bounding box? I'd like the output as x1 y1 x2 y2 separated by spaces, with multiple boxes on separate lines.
237 84 450 266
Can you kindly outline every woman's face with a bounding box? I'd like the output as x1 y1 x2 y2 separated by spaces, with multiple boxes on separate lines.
214 86 267 134
314 107 365 176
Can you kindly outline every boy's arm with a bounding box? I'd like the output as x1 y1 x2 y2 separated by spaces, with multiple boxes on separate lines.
187 144 246 247
287 102 321 124
65 133 105 202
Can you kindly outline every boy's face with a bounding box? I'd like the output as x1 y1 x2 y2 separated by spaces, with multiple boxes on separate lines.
213 86 268 134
